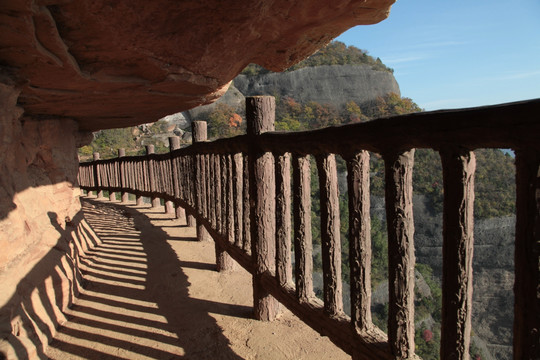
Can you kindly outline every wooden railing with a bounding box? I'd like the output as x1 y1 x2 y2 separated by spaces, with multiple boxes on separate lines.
78 96 540 360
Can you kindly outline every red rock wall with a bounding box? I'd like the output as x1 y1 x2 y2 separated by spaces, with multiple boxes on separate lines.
0 77 94 359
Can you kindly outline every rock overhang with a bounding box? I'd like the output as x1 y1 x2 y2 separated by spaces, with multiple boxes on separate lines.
0 0 395 131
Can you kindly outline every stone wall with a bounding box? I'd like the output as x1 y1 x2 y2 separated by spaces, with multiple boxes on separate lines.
0 77 95 359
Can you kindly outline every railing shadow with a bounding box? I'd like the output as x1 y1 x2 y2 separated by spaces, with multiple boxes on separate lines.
47 197 247 359
0 210 90 359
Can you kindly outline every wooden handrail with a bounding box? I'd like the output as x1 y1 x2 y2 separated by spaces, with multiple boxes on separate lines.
78 97 540 360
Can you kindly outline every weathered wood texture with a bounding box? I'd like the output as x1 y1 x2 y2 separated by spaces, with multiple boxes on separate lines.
440 147 476 360
316 153 343 316
209 154 217 228
233 153 244 248
118 148 129 202
109 153 118 200
293 154 313 302
220 154 228 236
513 148 540 360
247 96 279 321
93 152 103 198
216 154 234 271
346 150 372 332
275 152 292 286
384 149 416 359
242 154 251 253
146 145 161 208
192 121 211 242
213 155 219 234
227 155 235 244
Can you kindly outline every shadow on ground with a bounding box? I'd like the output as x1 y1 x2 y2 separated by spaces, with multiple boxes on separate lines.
47 197 248 359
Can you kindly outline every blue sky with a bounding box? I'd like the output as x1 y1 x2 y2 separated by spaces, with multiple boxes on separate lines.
336 0 540 110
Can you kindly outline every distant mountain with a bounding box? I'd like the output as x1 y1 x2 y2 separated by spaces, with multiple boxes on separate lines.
185 64 400 122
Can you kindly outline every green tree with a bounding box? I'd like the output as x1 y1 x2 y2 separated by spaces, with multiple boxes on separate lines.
86 127 135 159
241 41 394 76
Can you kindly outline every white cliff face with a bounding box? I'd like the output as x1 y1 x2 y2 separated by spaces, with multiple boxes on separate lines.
234 65 400 108
186 64 401 122
408 195 515 360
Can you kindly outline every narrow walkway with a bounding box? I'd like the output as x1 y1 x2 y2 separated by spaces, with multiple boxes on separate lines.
46 197 349 360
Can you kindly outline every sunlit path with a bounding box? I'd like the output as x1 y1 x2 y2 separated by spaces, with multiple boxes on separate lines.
46 197 349 359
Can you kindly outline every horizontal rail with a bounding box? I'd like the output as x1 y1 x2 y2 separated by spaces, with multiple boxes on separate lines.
78 96 540 360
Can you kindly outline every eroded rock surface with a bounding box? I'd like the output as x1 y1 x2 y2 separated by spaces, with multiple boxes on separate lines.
0 0 395 131
0 77 88 359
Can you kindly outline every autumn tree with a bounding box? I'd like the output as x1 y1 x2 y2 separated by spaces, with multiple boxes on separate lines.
207 103 246 139
342 100 368 123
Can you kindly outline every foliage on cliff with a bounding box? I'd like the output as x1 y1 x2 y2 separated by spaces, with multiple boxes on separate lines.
370 147 516 219
241 41 393 76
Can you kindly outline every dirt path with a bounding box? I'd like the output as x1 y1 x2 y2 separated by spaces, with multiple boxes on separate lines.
46 197 349 360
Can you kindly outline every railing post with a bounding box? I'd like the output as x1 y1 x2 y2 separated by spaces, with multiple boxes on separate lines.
192 121 211 242
293 154 313 302
135 154 144 205
275 152 292 286
118 148 129 203
242 155 251 253
440 147 476 359
217 154 234 272
146 144 160 208
345 151 373 332
93 152 103 198
233 153 244 248
187 153 197 227
316 153 343 316
167 137 186 222
514 148 540 359
247 96 279 321
384 149 416 359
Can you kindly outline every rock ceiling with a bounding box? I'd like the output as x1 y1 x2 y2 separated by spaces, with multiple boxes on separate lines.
0 0 395 131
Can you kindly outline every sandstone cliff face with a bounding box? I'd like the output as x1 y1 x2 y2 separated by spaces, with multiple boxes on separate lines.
0 79 93 359
0 0 395 131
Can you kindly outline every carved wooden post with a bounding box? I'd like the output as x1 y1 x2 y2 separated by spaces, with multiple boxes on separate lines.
247 96 279 321
192 121 211 242
109 157 117 201
186 154 197 227
227 154 235 244
440 147 476 360
316 153 343 316
233 153 244 248
220 154 228 236
384 149 416 359
118 148 129 203
514 148 540 359
207 154 214 227
217 154 234 272
242 154 251 253
345 151 373 332
135 156 144 206
214 154 222 233
146 144 160 208
275 152 292 286
293 154 313 302
93 152 103 198
139 158 146 194
168 137 186 222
